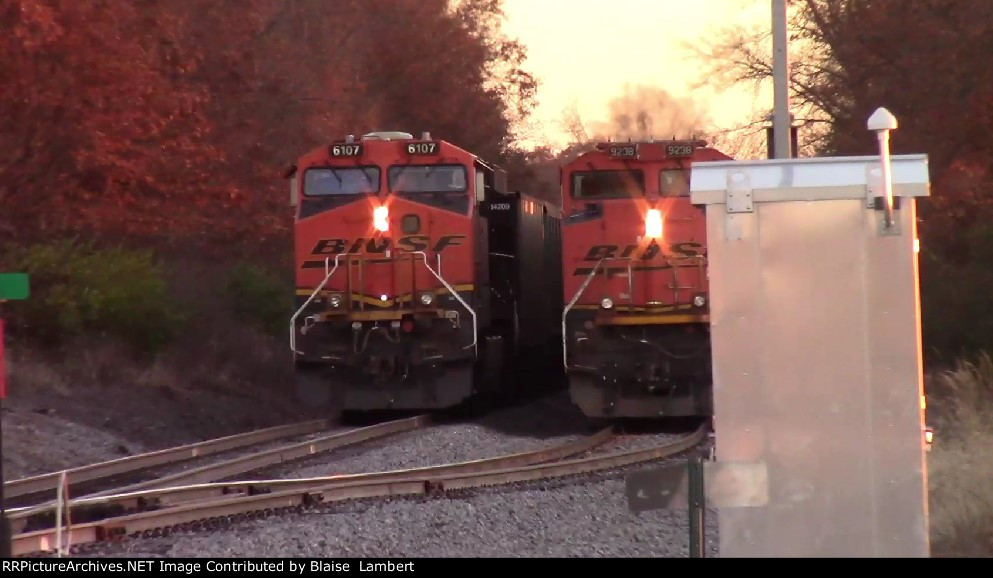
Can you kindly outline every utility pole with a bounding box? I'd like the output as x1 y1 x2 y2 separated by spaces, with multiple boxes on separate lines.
772 0 792 159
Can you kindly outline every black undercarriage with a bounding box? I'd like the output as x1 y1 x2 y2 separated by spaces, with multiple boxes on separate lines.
565 316 713 418
293 308 494 412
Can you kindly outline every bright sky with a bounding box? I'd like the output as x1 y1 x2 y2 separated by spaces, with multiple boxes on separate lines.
501 0 772 149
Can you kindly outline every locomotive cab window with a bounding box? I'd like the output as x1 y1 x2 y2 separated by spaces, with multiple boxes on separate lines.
388 164 468 193
570 170 645 199
303 167 380 196
659 168 690 197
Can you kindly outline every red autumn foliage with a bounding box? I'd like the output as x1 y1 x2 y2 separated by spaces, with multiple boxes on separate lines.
794 0 993 257
0 0 538 253
0 0 218 242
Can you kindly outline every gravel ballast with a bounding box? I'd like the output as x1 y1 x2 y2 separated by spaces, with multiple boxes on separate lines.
75 415 716 559
87 464 720 558
250 394 597 480
11 387 717 559
1 408 146 480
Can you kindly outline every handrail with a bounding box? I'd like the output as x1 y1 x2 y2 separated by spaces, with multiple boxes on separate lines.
562 257 606 370
291 251 477 357
560 253 710 371
289 253 356 355
410 250 478 355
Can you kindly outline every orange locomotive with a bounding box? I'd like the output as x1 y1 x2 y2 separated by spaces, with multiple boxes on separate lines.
286 131 562 414
559 138 733 419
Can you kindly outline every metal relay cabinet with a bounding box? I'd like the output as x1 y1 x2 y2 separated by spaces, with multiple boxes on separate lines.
688 137 931 557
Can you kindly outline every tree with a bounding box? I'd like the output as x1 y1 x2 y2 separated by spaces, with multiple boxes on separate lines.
345 0 537 162
552 84 759 158
588 84 712 142
0 0 217 242
689 0 993 358
692 0 993 243
504 83 750 207
0 0 540 251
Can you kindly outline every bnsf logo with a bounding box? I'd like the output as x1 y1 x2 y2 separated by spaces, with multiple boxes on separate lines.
301 235 466 269
582 241 704 261
571 241 705 276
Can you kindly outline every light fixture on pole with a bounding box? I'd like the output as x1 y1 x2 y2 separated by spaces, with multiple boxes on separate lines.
867 107 899 229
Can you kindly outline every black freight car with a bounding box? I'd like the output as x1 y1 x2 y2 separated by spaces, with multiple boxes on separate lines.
478 189 565 400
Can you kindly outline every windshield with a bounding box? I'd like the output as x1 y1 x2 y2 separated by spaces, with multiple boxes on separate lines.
388 164 467 193
304 167 379 196
660 168 690 196
570 170 645 199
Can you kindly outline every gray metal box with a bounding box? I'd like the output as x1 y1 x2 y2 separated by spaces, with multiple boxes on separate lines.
689 154 932 557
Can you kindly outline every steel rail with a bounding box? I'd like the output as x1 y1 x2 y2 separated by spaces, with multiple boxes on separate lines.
85 414 431 497
12 424 706 556
10 425 615 529
3 418 339 500
14 414 431 520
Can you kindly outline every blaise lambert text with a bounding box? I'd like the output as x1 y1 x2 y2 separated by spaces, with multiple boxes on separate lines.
309 561 415 572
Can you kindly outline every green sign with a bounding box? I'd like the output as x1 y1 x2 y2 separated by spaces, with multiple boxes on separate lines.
0 273 29 300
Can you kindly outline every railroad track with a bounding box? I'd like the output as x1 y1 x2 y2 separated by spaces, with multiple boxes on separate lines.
10 414 431 516
83 414 431 498
4 417 343 503
11 423 707 557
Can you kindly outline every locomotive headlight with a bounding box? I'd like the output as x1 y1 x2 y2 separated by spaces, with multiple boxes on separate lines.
645 208 663 239
601 297 614 309
328 293 343 308
693 294 707 307
373 205 389 232
419 292 434 306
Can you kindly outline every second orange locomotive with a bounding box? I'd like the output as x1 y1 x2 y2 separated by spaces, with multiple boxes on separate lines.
560 138 733 419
